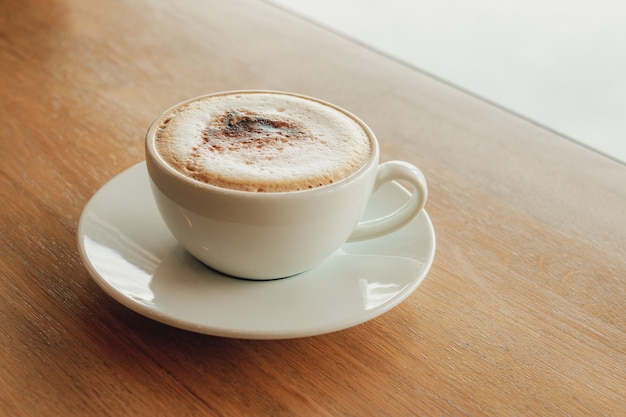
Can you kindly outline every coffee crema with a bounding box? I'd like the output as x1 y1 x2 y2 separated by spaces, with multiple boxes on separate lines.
153 92 372 192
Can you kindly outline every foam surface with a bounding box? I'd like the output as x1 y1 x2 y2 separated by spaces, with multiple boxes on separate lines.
154 92 372 192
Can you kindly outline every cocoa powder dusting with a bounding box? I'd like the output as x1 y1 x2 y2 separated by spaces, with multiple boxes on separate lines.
197 111 308 153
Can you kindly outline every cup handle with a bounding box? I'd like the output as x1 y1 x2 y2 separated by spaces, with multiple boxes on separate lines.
347 161 427 242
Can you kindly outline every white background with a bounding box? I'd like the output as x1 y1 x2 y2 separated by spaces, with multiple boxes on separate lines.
269 0 626 163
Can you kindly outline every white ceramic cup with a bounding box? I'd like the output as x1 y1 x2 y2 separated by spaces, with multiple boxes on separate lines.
145 91 427 280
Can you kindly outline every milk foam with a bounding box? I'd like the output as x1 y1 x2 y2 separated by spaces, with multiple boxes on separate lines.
154 92 372 192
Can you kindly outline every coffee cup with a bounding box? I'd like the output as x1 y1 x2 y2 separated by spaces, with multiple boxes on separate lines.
145 90 427 279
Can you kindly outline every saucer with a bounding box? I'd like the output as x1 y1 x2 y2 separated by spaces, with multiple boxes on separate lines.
77 163 436 339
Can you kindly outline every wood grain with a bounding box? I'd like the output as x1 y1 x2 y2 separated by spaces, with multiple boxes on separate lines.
1 0 624 415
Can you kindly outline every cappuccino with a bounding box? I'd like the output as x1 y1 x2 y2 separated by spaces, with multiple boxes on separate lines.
153 92 372 192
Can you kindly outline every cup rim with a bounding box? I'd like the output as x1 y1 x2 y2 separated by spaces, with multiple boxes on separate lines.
145 90 380 198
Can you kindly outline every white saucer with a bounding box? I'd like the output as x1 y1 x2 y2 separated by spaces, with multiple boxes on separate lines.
77 163 436 339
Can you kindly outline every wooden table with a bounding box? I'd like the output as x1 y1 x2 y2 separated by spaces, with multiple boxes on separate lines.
1 0 624 415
